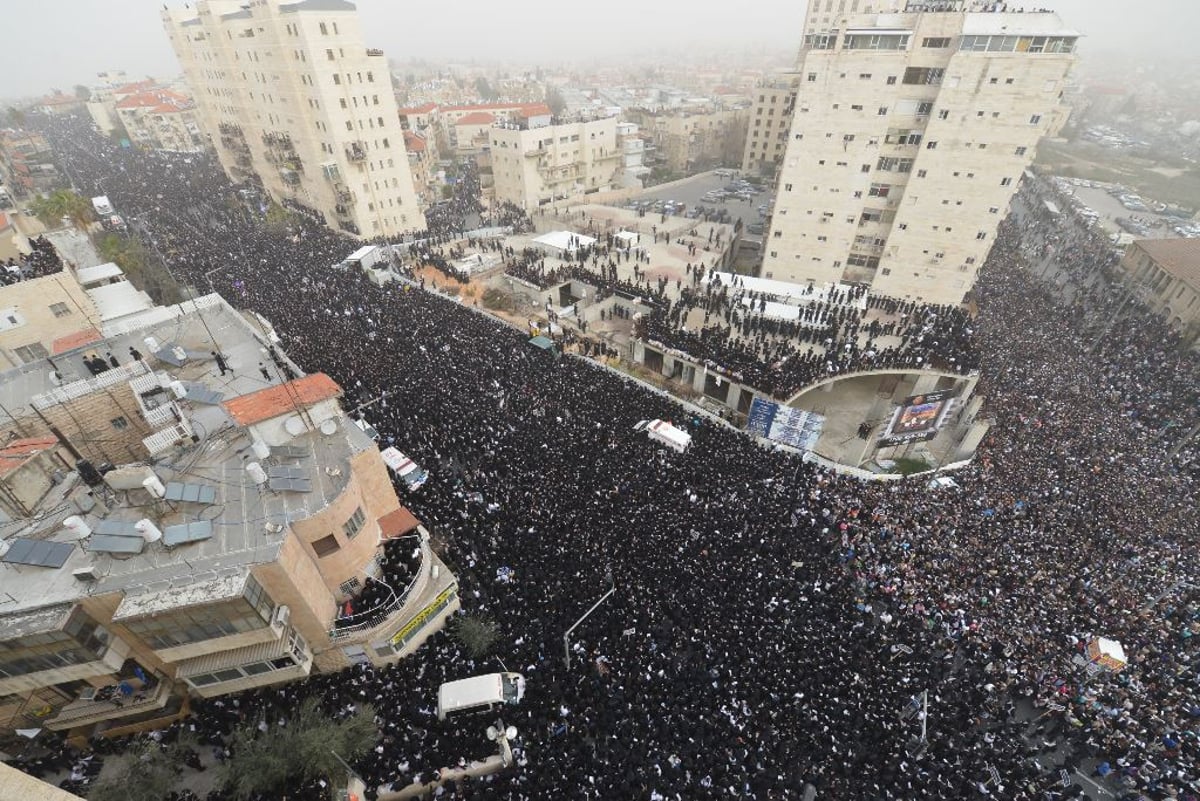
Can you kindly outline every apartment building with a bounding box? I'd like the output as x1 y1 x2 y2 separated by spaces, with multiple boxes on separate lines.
0 299 456 740
112 88 206 153
490 116 622 209
742 73 800 180
640 108 749 174
763 0 1077 304
162 0 426 238
0 129 64 199
1117 238 1200 345
0 265 104 371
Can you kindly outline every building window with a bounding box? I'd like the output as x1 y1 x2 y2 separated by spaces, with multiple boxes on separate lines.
1014 146 1027 156
333 74 341 85
926 141 938 150
14 342 49 363
917 169 927 178
976 231 987 240
313 534 340 557
49 302 71 317
319 22 328 34
326 49 334 60
807 73 817 82
339 577 361 596
110 416 129 430
922 37 951 48
343 507 366 539
886 76 897 85
1029 114 1042 125
1000 177 1012 186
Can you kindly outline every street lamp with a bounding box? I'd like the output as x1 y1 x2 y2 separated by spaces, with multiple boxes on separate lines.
563 570 615 669
486 721 519 768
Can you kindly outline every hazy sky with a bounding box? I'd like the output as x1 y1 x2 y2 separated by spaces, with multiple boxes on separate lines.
1 0 1195 99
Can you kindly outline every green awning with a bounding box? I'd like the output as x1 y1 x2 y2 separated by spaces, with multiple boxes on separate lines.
528 335 555 351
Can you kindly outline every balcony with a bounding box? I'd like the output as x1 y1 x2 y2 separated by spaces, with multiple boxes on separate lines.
366 48 384 57
336 187 354 204
346 142 367 162
44 679 173 732
262 131 294 151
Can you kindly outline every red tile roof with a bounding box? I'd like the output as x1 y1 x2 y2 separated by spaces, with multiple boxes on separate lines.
0 437 59 477
403 130 427 152
40 92 80 107
378 506 420 539
398 102 438 115
454 112 496 126
52 328 103 354
116 89 193 113
114 80 158 95
0 212 9 231
515 103 552 118
223 373 343 427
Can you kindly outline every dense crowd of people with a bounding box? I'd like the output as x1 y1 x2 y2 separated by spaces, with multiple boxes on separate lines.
2 233 64 285
8 110 1199 800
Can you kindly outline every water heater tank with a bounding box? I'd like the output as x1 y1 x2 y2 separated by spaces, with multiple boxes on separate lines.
63 515 93 540
246 462 269 486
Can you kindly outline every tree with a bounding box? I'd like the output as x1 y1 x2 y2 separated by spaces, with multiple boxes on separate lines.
452 613 500 658
87 735 197 801
263 200 297 235
74 84 92 101
4 106 25 127
545 87 566 117
474 77 497 102
28 189 93 229
218 696 377 800
97 232 185 305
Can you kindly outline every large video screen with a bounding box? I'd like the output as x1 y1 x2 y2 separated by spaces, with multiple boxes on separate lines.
878 389 956 447
747 398 825 451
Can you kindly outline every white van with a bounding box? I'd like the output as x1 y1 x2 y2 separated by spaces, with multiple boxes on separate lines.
634 419 691 453
437 672 525 721
379 446 428 491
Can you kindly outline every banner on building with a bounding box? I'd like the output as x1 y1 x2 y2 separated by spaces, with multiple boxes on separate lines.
747 398 824 451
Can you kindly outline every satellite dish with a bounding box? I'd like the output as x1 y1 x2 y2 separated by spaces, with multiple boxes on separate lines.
283 415 307 437
319 419 338 435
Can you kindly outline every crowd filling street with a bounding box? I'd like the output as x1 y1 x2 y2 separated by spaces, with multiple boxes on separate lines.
7 112 1199 800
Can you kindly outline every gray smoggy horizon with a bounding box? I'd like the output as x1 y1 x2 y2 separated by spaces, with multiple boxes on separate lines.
0 0 1193 100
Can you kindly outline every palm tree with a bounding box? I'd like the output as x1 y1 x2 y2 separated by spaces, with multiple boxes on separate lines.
28 189 94 229
452 613 500 658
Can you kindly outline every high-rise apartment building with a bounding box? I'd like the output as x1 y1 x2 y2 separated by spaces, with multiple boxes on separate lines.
163 0 425 238
742 73 800 180
763 1 1077 304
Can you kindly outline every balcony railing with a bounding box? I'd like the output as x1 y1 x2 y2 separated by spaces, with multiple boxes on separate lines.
44 680 173 731
346 143 367 162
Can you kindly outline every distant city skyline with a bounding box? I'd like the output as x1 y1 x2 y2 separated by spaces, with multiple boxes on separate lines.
0 0 1195 100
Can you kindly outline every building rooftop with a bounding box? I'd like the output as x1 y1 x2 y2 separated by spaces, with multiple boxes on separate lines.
454 112 496 126
1134 238 1200 291
403 131 427 152
0 436 58 477
0 298 376 629
223 372 341 426
51 328 103 355
398 102 438 116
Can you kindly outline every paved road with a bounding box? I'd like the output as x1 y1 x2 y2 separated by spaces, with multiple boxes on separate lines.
631 172 771 240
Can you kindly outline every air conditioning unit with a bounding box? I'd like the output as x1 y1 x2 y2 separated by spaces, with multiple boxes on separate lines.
72 567 99 582
272 605 291 628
